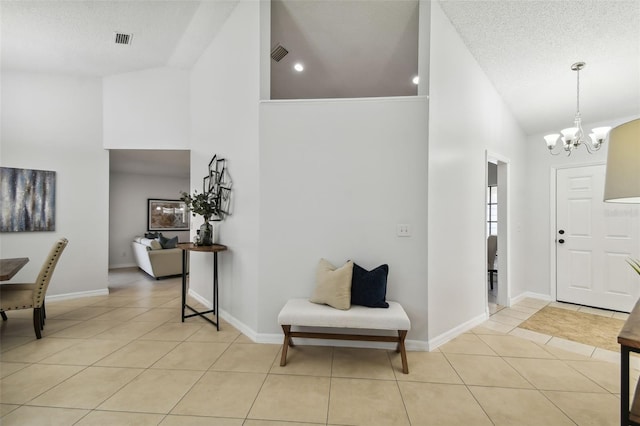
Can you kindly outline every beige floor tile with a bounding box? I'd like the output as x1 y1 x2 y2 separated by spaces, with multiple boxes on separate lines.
565 359 621 393
508 304 540 315
140 322 204 341
47 319 120 338
38 319 85 335
244 421 321 426
248 374 330 424
614 312 630 320
391 350 462 384
234 333 254 343
94 340 179 368
271 345 333 376
0 361 28 378
152 341 230 370
85 295 135 307
56 306 115 321
516 298 549 309
543 390 619 426
97 368 203 413
538 342 594 360
495 308 533 321
0 403 19 417
186 322 241 342
92 320 162 340
504 357 607 392
39 339 129 365
548 301 580 311
91 306 149 321
546 336 596 358
161 416 244 425
0 363 84 404
171 371 266 418
592 347 622 364
74 410 165 425
331 347 395 379
439 333 497 356
470 325 506 335
211 343 280 373
126 296 177 308
129 307 177 323
0 335 33 352
0 405 88 426
478 334 555 358
489 312 524 327
399 381 493 426
480 319 515 333
0 337 80 363
445 353 533 388
29 366 143 409
328 377 409 426
469 386 574 426
508 327 552 345
1 318 41 336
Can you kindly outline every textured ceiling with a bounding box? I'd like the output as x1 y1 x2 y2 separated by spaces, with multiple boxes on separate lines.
439 0 640 135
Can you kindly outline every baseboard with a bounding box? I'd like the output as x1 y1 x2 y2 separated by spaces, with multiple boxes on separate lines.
427 311 489 351
47 288 109 301
187 289 258 342
510 291 554 305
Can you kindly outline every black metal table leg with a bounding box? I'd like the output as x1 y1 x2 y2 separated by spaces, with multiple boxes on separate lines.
181 249 187 322
623 345 630 426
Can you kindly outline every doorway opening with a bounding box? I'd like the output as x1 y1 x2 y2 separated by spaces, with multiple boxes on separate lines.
486 153 510 314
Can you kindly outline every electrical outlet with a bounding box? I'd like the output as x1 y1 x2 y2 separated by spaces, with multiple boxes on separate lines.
397 224 411 237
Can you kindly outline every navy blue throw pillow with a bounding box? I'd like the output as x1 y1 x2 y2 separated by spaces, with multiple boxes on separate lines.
351 263 389 308
159 235 178 249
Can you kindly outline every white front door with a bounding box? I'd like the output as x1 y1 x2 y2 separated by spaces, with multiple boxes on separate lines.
556 164 640 312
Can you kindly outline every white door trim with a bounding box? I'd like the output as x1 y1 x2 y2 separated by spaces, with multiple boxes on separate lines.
549 161 606 304
486 151 511 309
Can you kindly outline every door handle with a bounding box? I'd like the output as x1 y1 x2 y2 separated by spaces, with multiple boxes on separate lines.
558 239 565 244
559 230 565 235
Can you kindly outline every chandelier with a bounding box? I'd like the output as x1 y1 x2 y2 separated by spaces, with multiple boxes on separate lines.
544 62 611 155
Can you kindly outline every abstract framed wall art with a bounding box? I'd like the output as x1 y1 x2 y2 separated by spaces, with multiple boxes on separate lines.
0 167 56 232
147 199 189 231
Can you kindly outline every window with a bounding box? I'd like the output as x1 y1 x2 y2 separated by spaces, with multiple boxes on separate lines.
487 185 497 235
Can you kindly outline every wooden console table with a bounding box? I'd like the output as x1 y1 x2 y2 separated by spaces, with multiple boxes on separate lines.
177 243 228 330
619 299 640 426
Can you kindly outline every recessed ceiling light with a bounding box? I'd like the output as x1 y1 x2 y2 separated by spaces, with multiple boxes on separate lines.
294 63 304 72
412 76 419 85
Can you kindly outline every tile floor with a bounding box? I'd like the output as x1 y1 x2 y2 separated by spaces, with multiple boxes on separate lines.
0 268 635 425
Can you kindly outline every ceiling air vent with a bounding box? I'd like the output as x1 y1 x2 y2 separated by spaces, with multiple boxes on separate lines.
114 32 133 45
271 44 288 62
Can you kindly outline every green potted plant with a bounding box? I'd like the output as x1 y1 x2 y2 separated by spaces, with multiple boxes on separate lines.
180 190 220 246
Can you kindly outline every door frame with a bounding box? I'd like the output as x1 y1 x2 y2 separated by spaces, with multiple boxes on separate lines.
549 161 605 304
486 151 510 309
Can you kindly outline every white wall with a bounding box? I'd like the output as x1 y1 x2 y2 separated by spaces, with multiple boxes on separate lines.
190 0 261 332
103 67 190 149
523 114 640 298
427 2 529 343
109 172 190 269
259 97 430 341
1 72 109 297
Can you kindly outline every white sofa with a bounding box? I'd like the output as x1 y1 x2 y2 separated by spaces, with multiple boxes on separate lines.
132 237 184 279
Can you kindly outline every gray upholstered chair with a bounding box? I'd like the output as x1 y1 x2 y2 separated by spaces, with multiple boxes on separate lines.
487 235 497 290
0 238 68 338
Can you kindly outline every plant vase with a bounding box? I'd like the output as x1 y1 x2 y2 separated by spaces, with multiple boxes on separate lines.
199 219 214 246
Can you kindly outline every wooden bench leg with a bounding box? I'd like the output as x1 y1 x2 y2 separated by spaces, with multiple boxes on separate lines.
397 330 409 374
280 325 291 366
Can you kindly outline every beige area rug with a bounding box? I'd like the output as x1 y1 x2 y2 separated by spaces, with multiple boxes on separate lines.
518 306 625 352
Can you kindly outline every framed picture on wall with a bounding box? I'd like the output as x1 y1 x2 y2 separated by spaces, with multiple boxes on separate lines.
147 199 189 231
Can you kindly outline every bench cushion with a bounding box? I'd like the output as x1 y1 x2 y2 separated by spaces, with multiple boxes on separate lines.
278 298 410 331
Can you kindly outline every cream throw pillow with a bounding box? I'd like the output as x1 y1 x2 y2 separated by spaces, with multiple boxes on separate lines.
309 259 353 310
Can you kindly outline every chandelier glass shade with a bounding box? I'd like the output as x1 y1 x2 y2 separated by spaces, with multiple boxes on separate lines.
544 62 611 155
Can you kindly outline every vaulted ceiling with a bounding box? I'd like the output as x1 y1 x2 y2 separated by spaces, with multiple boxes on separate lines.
2 0 638 139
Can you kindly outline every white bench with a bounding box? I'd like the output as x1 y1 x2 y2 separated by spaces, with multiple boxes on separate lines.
277 298 411 374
